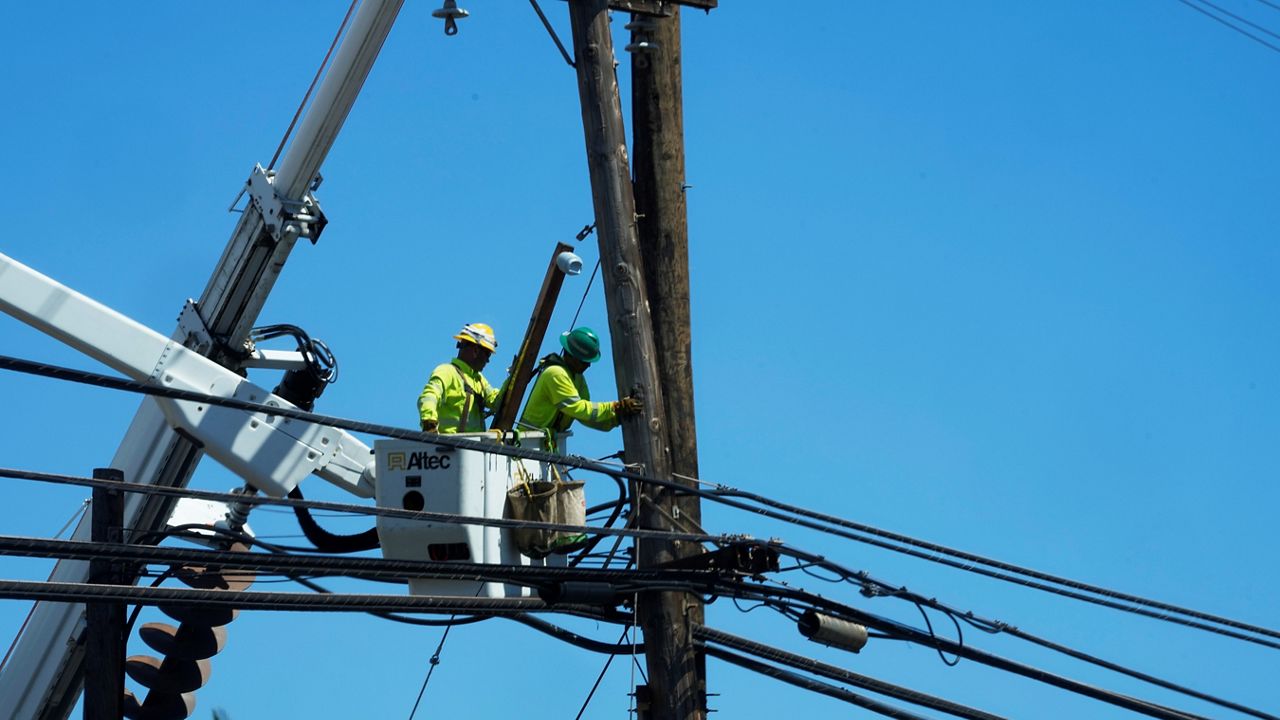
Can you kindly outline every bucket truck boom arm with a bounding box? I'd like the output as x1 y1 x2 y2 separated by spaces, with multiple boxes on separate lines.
0 253 376 499
0 2 404 717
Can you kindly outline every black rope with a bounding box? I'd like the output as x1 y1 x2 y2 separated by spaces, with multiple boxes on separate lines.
268 0 360 170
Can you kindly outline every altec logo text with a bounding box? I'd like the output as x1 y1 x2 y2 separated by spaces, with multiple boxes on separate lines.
386 452 452 471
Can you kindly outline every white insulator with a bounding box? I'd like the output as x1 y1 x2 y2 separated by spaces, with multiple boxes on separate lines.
556 251 584 276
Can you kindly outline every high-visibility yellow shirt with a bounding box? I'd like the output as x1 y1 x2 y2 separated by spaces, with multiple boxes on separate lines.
520 363 617 433
417 358 503 433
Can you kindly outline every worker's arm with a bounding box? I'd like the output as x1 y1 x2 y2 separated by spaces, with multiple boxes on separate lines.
483 373 507 415
544 366 619 431
417 364 453 429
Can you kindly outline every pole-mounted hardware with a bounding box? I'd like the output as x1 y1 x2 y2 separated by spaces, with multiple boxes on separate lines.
432 0 469 35
797 609 869 654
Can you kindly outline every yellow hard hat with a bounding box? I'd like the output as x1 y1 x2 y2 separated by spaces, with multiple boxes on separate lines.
454 322 497 352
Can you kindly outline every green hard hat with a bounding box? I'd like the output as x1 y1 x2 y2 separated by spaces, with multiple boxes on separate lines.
560 326 602 363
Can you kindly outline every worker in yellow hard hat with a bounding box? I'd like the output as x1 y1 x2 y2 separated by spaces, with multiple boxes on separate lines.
418 322 507 433
519 326 642 437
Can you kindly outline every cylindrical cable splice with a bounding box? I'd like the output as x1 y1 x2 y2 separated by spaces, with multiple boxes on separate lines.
538 581 620 607
797 609 869 654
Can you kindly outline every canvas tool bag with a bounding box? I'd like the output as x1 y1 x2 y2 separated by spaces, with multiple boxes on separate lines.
506 478 587 559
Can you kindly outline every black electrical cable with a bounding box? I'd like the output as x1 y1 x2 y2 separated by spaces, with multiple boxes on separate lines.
572 624 632 720
991 621 1279 720
156 524 492 629
1174 0 1280 53
712 489 1280 649
697 626 1006 720
725 585 1210 720
1254 0 1280 12
509 614 642 655
123 571 174 639
4 354 1277 650
0 465 723 549
407 619 454 720
1185 0 1280 39
773 548 1280 718
704 646 934 720
0 578 549 615
569 259 601 330
568 468 628 567
0 534 727 592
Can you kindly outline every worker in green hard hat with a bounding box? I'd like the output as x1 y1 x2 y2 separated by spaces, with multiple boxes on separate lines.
519 326 642 435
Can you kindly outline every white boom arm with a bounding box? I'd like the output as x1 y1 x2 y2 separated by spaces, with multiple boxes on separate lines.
0 253 376 499
0 2 404 717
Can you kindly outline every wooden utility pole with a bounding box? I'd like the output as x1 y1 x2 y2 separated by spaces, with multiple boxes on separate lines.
85 468 126 720
630 4 707 713
566 2 702 718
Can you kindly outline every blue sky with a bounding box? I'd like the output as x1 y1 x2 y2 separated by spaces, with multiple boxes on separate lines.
1 1 1278 718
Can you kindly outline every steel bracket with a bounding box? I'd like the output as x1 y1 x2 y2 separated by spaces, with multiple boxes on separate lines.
655 541 779 577
246 165 328 244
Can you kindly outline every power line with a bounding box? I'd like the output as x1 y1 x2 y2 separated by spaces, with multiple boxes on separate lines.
726 586 1211 720
1174 0 1280 54
719 488 1280 648
1188 0 1280 39
407 621 455 720
3 354 1277 651
703 646 936 720
2 530 1256 720
696 626 1006 720
0 533 728 593
779 552 1280 720
0 466 722 548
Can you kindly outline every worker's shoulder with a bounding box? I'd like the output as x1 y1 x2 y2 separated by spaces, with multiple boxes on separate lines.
429 361 462 379
540 363 574 382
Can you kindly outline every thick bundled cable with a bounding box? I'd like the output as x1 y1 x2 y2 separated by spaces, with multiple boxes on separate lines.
2 354 1276 651
0 534 726 592
774 548 1280 720
696 626 1006 720
0 521 1253 718
5 353 1274 655
727 584 1210 720
0 466 723 548
703 646 935 720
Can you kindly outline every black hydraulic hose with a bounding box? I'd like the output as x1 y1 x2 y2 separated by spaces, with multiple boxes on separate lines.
569 471 629 568
288 486 380 553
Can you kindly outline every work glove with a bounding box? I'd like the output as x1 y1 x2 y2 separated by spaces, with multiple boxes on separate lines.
614 396 643 417
421 418 438 433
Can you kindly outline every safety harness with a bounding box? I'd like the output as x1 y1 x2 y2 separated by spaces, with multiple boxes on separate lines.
450 361 488 433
